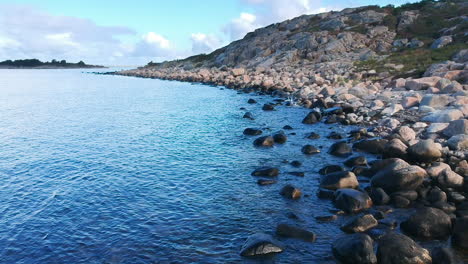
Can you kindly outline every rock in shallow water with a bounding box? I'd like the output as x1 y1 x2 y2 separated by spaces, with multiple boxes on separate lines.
332 233 377 264
239 233 284 257
302 145 320 155
329 141 352 157
341 214 378 233
302 111 322 124
280 185 302 199
400 207 452 240
251 167 279 177
370 159 426 193
275 224 316 242
243 128 262 136
377 232 432 264
320 171 359 190
334 188 372 213
253 136 275 147
353 139 388 154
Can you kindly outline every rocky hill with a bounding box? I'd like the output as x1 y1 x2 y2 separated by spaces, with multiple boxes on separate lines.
118 0 467 113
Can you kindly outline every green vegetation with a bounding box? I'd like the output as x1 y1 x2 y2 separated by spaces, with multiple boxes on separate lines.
355 43 467 78
0 59 102 68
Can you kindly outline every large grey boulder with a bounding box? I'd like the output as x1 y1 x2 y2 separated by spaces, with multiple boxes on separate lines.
419 94 450 108
371 159 426 193
400 207 452 240
407 139 442 162
447 134 468 150
332 233 377 264
240 233 284 257
377 233 432 264
320 171 359 190
334 188 373 213
443 119 468 137
422 109 463 123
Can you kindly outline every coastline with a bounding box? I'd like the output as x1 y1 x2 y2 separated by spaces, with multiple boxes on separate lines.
113 64 468 261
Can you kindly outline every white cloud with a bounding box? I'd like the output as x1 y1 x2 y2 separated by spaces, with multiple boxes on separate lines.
190 33 222 54
223 12 259 41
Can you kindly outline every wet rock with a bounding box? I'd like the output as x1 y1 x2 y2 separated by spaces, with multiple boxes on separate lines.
396 126 416 142
273 132 287 144
332 233 377 264
288 171 305 177
262 104 275 111
327 131 343 140
275 224 316 242
334 188 373 214
302 111 322 124
247 98 257 104
251 167 279 177
280 185 302 199
401 207 452 240
306 132 321 139
371 159 426 193
240 233 284 257
377 233 432 264
427 187 447 203
431 247 462 264
302 145 320 155
344 156 368 167
319 165 345 175
353 139 388 154
391 190 418 201
290 160 302 167
318 188 335 199
283 125 293 130
392 195 411 208
426 162 451 178
253 136 275 147
244 128 262 136
443 119 468 138
341 214 378 233
320 171 359 190
407 139 442 162
452 217 468 249
329 141 352 157
257 179 277 186
370 188 390 205
243 112 255 120
315 214 338 222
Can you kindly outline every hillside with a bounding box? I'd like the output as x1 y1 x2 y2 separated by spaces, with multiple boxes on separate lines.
118 0 467 106
0 59 105 69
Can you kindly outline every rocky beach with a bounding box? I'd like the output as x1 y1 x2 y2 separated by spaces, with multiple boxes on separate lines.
114 0 468 263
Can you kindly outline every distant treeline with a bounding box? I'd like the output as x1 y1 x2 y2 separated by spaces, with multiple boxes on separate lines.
0 59 104 68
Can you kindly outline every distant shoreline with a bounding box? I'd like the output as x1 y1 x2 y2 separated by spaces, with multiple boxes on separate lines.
0 65 107 69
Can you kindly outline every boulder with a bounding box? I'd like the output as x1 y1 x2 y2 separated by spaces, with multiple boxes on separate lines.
383 138 408 158
369 188 390 205
405 77 441 90
302 145 320 155
251 167 279 177
452 217 468 249
319 165 345 175
243 112 255 120
273 132 288 144
275 224 316 242
426 123 449 134
280 185 302 199
302 111 322 124
431 247 463 264
371 160 426 193
320 171 359 190
377 233 432 264
447 134 468 150
329 141 352 157
334 188 373 213
239 233 284 257
400 207 452 240
407 139 442 162
422 109 463 123
426 162 451 178
262 104 275 111
430 36 453 49
353 139 388 154
419 94 450 109
332 234 377 264
443 119 468 137
344 156 367 167
247 98 257 104
341 214 378 233
396 126 416 142
253 136 275 147
437 169 464 189
243 128 262 136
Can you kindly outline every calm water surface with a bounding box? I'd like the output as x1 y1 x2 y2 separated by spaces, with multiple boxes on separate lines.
0 69 368 263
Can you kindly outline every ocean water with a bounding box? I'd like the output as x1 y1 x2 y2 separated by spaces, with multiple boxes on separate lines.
0 69 367 263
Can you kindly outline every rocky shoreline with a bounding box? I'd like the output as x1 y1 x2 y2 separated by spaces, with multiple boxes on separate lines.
114 1 468 262
114 50 468 262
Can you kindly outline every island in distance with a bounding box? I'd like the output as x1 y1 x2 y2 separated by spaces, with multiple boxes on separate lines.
0 59 105 69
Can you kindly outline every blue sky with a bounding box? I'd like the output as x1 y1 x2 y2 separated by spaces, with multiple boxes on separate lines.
0 0 417 66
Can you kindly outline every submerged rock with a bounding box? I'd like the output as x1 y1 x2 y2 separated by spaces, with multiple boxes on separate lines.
244 128 262 136
329 141 352 157
280 185 302 199
253 136 275 147
332 233 377 264
302 145 320 155
240 233 284 257
273 132 288 144
302 111 322 124
275 224 316 242
251 167 279 177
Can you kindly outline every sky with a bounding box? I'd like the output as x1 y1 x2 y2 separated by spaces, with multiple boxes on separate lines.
0 0 418 66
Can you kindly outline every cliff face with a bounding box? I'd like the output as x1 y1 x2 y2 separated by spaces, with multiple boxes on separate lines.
118 0 467 103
